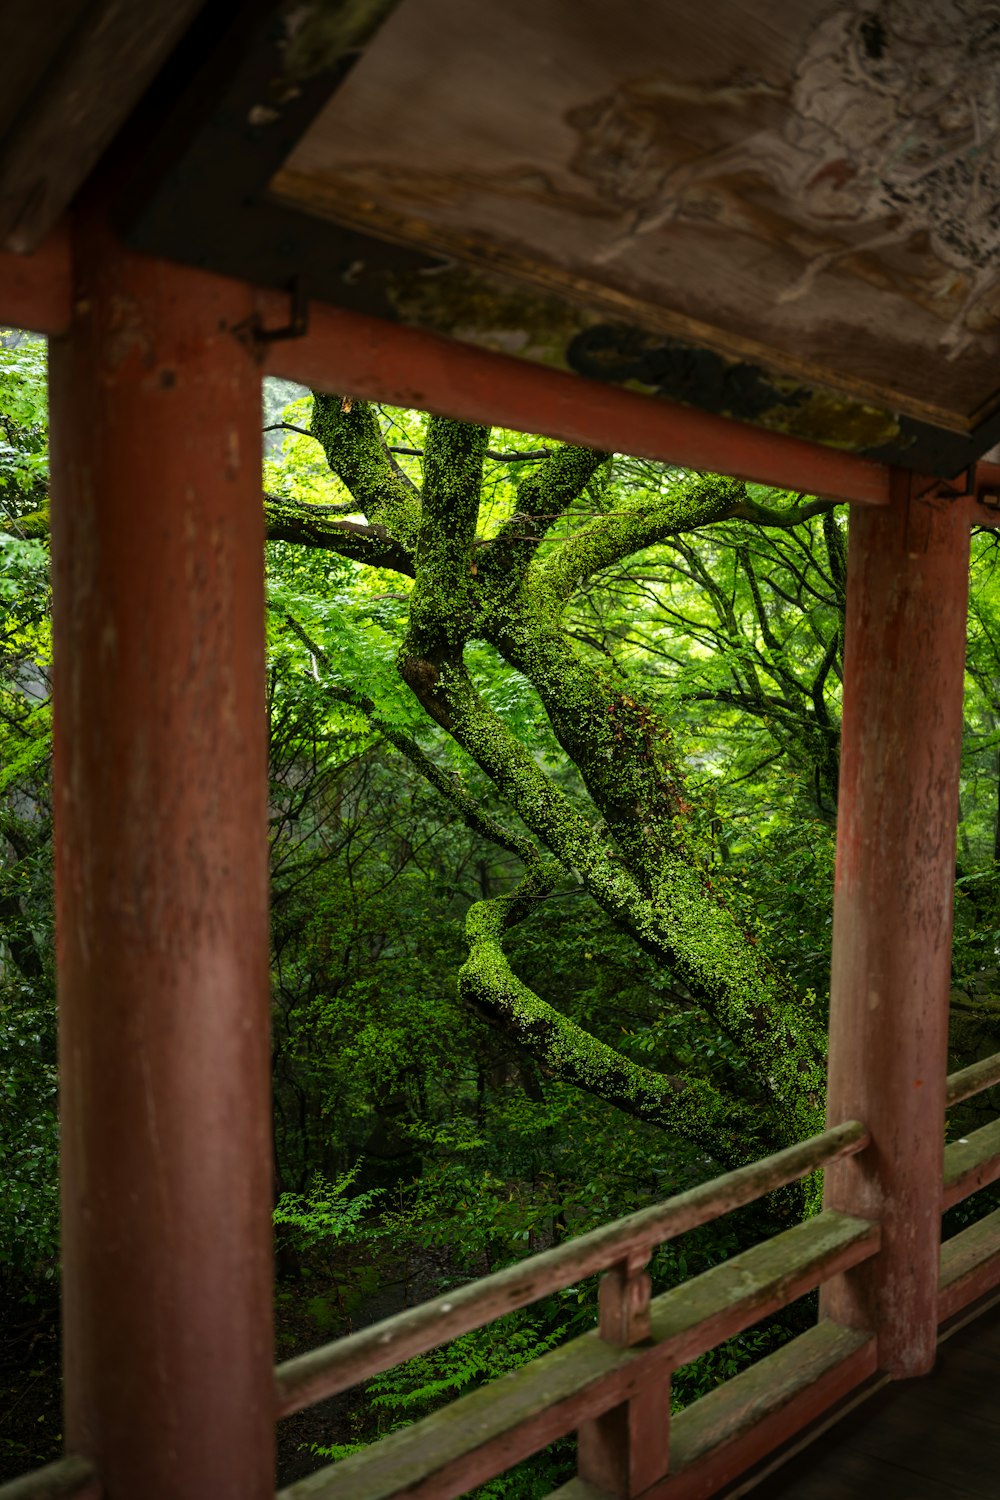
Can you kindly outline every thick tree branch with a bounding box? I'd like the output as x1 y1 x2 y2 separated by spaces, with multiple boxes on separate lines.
397 647 824 1141
403 417 489 660
728 496 836 527
265 495 415 576
310 394 422 548
487 445 609 581
291 405 831 1150
460 875 756 1163
535 475 745 605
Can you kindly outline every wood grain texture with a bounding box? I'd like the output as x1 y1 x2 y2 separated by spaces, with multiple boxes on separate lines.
265 293 893 508
275 1124 869 1415
945 1049 1000 1108
274 1128 869 1410
276 1213 876 1500
0 0 204 252
668 1323 872 1476
821 475 971 1376
277 1330 642 1500
648 1213 879 1370
942 1118 1000 1210
658 1322 876 1500
577 1257 670 1498
939 1209 1000 1323
751 1299 1000 1498
271 0 1000 428
51 216 273 1500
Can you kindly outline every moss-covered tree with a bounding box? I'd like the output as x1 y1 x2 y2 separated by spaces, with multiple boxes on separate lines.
266 396 836 1167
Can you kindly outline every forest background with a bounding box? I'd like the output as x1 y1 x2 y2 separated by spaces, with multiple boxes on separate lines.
3 332 1000 1491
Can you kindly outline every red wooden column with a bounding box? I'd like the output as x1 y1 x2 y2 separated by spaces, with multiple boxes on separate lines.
49 217 273 1498
822 471 970 1377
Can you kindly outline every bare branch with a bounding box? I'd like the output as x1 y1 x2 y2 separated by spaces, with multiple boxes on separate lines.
265 495 415 576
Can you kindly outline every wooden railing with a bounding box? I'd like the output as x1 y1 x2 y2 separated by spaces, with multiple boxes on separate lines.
8 1051 1000 1500
939 1050 1000 1323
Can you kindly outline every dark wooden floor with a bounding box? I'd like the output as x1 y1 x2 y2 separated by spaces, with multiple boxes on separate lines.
750 1300 1000 1498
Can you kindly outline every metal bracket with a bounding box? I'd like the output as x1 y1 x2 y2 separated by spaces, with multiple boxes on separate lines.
899 471 969 555
232 277 308 354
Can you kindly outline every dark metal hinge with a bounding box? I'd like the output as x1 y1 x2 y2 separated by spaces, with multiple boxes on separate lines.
233 277 308 353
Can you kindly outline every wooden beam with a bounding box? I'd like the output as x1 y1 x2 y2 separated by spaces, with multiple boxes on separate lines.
0 226 71 335
49 215 273 1499
821 470 972 1376
942 1118 1000 1210
939 1208 1000 1324
276 1212 877 1500
0 1 204 253
263 295 894 505
647 1212 879 1372
577 1254 671 1498
946 1048 1000 1108
654 1321 876 1500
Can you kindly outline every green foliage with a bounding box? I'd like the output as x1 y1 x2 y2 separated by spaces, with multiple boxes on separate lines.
0 980 58 1296
0 337 47 512
274 1164 384 1256
0 336 56 1329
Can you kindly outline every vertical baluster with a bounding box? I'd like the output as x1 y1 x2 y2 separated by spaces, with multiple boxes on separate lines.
577 1251 670 1497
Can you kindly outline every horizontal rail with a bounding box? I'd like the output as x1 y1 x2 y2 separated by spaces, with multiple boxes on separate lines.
647 1210 878 1370
946 1049 1000 1108
265 296 893 507
275 1120 869 1417
275 1210 878 1500
942 1116 1000 1210
939 1205 1000 1323
0 1457 100 1500
651 1321 875 1500
0 232 894 505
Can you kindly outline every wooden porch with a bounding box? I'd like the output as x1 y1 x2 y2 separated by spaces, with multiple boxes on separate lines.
752 1296 1000 1499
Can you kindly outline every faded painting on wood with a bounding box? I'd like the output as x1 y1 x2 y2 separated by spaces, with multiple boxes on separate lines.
272 0 1000 440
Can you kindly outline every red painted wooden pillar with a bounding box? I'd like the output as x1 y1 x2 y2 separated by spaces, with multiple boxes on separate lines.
49 216 273 1497
822 471 970 1377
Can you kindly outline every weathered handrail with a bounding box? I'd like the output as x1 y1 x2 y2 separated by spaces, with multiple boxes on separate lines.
0 1457 99 1500
942 1116 1000 1210
275 1211 880 1500
11 1040 1000 1499
275 1119 868 1417
946 1048 1000 1108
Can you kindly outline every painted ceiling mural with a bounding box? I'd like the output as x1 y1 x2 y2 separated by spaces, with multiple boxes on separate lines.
575 2 1000 356
275 0 1000 433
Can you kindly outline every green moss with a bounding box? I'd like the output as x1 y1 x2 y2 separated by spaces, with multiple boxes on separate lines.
311 395 422 551
292 402 831 1168
387 263 595 371
758 384 901 451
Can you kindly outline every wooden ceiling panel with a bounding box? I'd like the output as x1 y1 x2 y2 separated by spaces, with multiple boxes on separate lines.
272 0 1000 438
0 0 205 253
0 1 91 144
